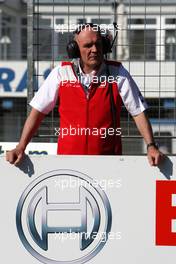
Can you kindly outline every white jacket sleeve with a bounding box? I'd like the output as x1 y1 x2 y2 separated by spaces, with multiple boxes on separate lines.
117 64 148 116
30 65 61 114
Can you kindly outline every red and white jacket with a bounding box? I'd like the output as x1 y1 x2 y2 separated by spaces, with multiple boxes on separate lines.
30 59 148 155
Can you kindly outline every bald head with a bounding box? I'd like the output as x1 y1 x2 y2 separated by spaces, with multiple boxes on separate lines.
75 24 101 41
75 26 104 73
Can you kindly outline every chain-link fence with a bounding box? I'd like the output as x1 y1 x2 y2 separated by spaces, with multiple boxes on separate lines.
26 0 176 154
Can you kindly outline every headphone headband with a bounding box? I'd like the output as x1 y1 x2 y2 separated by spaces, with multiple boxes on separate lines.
67 23 112 59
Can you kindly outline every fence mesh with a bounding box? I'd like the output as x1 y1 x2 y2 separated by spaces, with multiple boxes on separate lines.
26 0 176 154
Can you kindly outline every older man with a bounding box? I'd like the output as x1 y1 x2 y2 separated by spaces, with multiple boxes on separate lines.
6 23 163 165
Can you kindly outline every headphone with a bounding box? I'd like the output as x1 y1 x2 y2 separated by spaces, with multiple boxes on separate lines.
66 23 112 59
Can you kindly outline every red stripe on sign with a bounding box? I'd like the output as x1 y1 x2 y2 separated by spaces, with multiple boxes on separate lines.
156 180 176 246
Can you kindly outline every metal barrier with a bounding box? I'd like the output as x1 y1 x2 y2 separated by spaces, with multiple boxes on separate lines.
0 155 176 263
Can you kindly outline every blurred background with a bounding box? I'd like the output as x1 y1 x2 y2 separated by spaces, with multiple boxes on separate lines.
0 0 176 155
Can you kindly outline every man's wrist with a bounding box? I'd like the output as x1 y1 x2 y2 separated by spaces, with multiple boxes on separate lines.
147 142 159 151
16 144 26 152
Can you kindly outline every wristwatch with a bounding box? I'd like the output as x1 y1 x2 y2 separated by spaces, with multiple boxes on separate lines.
147 142 159 151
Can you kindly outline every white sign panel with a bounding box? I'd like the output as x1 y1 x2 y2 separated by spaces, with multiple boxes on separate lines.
0 61 52 97
0 156 176 264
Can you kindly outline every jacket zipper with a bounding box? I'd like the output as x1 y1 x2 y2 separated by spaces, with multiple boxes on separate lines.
85 90 90 154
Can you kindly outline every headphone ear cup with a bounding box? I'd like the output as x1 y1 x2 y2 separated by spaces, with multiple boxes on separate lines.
66 40 80 58
102 36 112 54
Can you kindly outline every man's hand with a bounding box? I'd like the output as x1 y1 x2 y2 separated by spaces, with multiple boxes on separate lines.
6 146 24 165
147 146 164 166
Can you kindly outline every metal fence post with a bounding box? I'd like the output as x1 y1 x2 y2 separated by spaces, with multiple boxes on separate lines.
27 0 34 116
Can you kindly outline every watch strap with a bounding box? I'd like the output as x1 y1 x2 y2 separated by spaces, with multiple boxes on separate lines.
147 142 159 150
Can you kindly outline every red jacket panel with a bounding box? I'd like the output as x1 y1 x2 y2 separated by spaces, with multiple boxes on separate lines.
57 61 122 155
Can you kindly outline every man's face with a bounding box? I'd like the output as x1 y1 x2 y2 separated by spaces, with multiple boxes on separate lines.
76 27 104 72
